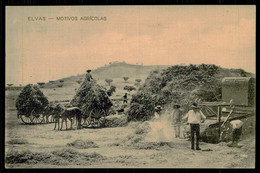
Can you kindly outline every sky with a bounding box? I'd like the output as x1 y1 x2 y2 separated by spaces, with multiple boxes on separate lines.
6 6 255 85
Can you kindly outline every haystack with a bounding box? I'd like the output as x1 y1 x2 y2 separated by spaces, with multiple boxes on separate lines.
15 84 49 115
70 79 112 115
128 64 252 121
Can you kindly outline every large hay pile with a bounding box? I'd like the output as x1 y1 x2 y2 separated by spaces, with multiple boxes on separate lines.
70 79 112 115
128 64 252 121
15 84 49 115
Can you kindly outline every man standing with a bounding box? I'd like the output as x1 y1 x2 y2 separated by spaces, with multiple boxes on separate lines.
182 102 206 150
85 69 93 81
171 104 182 138
123 93 128 104
154 105 162 120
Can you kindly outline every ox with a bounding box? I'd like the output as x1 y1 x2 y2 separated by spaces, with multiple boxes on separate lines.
54 106 82 130
42 105 55 123
53 104 64 130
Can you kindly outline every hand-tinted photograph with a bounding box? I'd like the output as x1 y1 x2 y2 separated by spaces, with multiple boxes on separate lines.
5 5 255 168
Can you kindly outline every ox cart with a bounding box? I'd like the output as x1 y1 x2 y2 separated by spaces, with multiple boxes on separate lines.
18 106 55 125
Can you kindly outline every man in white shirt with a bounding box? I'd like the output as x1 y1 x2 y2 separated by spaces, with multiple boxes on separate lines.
182 102 206 150
154 105 162 120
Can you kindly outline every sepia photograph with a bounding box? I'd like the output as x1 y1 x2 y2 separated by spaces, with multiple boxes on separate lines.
5 5 255 168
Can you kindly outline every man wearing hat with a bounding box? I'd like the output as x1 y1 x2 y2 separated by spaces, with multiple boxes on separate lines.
154 105 162 120
85 70 93 81
171 104 182 138
182 102 206 150
123 93 128 104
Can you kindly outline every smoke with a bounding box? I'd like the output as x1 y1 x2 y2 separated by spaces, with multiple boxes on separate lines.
144 112 176 143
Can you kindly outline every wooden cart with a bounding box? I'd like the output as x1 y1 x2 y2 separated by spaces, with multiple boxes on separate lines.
18 109 45 124
79 107 109 128
18 107 55 124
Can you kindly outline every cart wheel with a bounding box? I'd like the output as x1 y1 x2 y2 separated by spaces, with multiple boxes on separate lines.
90 109 105 119
90 109 106 128
20 115 32 124
31 110 44 124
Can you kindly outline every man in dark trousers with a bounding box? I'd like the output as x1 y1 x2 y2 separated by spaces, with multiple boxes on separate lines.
182 102 206 150
85 69 93 81
123 93 127 104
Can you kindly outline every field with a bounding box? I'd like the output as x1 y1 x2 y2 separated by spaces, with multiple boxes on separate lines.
5 63 255 168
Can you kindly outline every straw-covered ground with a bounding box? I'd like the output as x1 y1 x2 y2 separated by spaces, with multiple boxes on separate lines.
5 63 255 168
5 94 255 168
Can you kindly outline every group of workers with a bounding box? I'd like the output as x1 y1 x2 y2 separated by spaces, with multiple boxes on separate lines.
154 102 244 150
85 70 243 149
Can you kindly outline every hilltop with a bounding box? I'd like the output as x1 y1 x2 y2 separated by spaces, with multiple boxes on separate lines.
35 62 255 88
7 62 255 89
51 62 169 84
42 62 170 89
34 62 170 102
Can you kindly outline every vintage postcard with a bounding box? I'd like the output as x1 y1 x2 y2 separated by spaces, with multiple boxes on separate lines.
5 6 255 168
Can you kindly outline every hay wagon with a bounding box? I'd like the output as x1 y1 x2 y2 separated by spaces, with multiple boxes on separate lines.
18 109 46 125
79 106 110 128
18 106 55 125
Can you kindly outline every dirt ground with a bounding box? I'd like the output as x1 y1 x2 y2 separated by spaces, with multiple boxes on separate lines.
5 90 255 168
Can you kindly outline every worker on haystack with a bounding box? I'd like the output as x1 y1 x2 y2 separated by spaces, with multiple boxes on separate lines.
228 119 244 147
123 93 128 104
85 69 93 81
154 105 162 120
171 104 182 138
182 102 206 150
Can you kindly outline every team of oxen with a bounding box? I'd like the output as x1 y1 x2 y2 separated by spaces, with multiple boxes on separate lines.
42 104 84 130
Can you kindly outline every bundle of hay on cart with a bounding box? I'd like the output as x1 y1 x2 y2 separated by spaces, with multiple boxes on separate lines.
70 79 113 128
16 84 49 124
